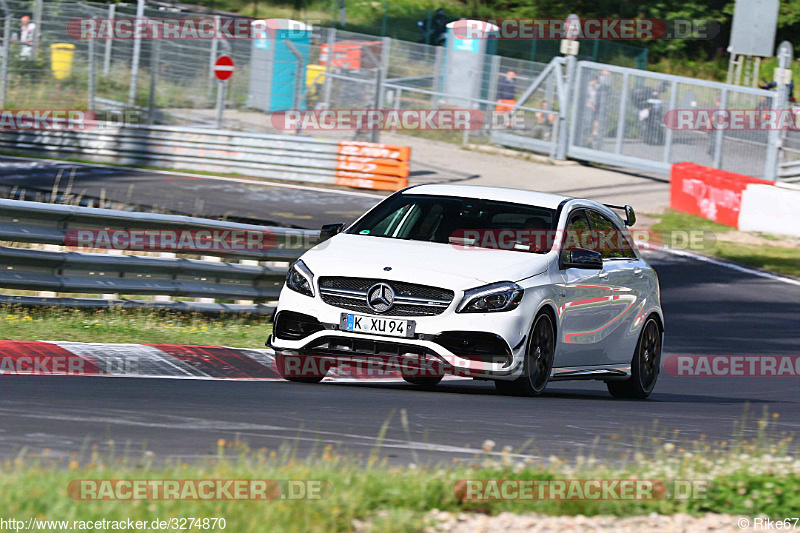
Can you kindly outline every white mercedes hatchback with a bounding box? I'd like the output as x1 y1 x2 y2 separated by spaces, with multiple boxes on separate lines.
268 184 664 398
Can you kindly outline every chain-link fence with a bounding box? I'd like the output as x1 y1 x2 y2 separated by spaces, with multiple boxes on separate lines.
0 1 787 181
568 61 780 179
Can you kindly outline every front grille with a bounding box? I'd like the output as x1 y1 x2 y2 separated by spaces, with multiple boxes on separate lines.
303 336 432 357
318 277 454 317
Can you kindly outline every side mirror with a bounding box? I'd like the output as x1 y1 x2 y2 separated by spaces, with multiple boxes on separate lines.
624 205 636 227
319 223 345 242
561 248 603 270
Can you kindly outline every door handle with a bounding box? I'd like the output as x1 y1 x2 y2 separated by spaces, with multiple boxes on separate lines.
598 271 609 280
633 267 643 277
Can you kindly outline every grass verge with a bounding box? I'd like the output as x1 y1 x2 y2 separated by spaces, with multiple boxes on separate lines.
650 210 800 278
1 410 798 532
0 307 272 348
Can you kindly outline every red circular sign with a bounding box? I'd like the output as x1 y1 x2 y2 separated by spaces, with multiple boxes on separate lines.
214 55 235 81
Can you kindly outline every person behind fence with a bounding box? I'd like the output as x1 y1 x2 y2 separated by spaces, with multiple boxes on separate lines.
13 14 36 59
496 71 517 114
533 100 556 140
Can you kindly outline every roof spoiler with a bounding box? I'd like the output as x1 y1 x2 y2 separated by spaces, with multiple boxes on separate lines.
604 204 636 227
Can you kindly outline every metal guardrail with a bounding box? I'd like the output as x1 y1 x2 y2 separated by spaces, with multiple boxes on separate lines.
0 125 411 191
0 198 320 311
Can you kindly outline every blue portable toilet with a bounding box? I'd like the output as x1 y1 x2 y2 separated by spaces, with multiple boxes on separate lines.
441 20 498 108
247 19 312 112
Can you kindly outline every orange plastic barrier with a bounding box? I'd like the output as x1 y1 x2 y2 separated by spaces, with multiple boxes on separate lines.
333 141 410 191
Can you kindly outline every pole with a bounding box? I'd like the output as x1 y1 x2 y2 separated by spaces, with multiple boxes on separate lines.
1 15 10 108
31 0 43 59
147 40 159 124
128 0 145 105
322 28 335 109
208 15 220 99
765 50 791 180
381 2 388 36
712 88 727 169
215 81 226 129
368 37 390 143
555 54 576 160
87 21 96 111
103 4 115 77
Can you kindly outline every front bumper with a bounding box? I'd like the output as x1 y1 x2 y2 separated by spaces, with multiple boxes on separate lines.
268 330 522 378
269 287 530 379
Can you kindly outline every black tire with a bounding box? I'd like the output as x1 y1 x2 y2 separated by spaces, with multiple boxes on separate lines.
607 317 662 399
274 353 326 384
402 375 443 388
495 313 555 397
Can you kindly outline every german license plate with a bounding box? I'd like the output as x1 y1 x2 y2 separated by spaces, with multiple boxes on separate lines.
341 313 415 338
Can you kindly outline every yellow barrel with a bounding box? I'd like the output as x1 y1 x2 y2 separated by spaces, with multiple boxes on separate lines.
306 64 326 87
50 43 76 80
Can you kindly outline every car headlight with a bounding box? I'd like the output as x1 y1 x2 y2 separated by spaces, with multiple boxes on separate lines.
286 260 314 297
456 282 524 313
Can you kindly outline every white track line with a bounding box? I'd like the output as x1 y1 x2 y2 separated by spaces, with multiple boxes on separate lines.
652 247 800 287
0 154 384 198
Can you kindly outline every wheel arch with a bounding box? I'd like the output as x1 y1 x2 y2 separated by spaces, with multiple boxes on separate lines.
647 311 665 335
535 301 558 337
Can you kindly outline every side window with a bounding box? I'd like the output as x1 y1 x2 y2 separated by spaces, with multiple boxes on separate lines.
562 210 592 251
587 210 636 259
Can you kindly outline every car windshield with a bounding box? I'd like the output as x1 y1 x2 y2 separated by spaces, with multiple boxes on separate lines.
347 194 557 253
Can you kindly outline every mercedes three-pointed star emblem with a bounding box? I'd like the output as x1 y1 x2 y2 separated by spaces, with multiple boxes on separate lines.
367 282 395 313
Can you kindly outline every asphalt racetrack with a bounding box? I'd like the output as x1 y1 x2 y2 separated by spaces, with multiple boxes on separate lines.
1 158 799 464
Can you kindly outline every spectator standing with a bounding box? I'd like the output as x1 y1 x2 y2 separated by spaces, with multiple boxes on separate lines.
496 71 517 113
16 14 36 59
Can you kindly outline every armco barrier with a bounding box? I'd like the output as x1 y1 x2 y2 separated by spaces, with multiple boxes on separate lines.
0 126 410 192
670 162 773 228
0 198 320 311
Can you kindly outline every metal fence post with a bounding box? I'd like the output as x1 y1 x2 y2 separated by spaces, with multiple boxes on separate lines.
765 94 785 181
31 0 43 59
1 15 10 109
614 72 629 155
87 22 96 111
215 81 227 129
431 45 443 108
102 4 115 77
712 88 727 169
147 40 159 124
369 36 390 143
662 79 678 164
487 55 500 110
208 15 220 99
555 55 577 160
321 28 336 109
128 0 145 105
